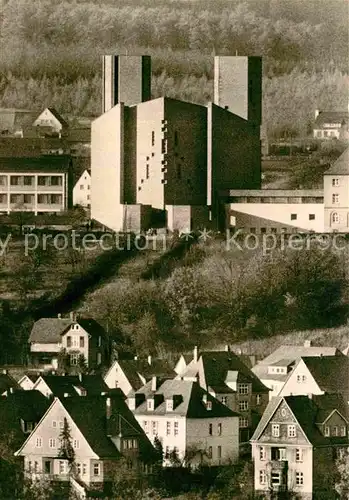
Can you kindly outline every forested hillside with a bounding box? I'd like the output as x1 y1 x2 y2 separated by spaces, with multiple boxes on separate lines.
0 0 348 136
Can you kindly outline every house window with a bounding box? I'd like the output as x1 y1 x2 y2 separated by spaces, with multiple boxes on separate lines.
166 399 173 412
309 214 315 220
38 176 47 186
151 421 157 436
67 336 72 347
59 461 66 474
209 423 213 435
324 426 330 436
239 401 249 411
79 336 84 348
143 421 149 434
239 417 249 428
87 185 90 190
35 437 42 448
296 472 304 486
217 445 222 459
332 193 339 204
288 425 296 438
52 421 57 428
82 463 87 475
87 195 90 201
221 396 227 405
147 399 154 411
207 446 212 459
59 421 64 429
24 422 34 433
333 426 338 436
93 463 100 476
259 470 267 485
10 176 20 186
259 447 266 461
218 423 222 436
49 438 56 448
151 131 155 146
24 176 34 186
291 214 297 220
44 461 51 474
174 422 179 436
70 354 79 366
238 383 249 395
332 212 339 224
271 471 281 485
296 448 303 462
146 164 149 179
271 447 287 461
332 178 339 186
166 421 171 436
271 424 280 437
256 394 262 405
73 439 80 449
34 461 38 473
80 185 84 190
341 426 346 436
206 401 212 411
76 463 81 476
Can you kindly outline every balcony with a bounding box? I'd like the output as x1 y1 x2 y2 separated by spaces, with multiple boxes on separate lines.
37 185 64 192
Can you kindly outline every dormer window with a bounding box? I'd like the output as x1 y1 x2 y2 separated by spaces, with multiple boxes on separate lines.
206 401 212 411
166 399 173 412
23 421 34 434
324 426 330 436
341 426 346 436
238 384 249 395
147 398 154 411
128 398 136 411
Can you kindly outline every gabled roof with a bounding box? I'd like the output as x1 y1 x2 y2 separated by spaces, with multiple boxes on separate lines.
301 355 349 395
198 351 268 393
0 373 20 394
62 394 155 461
251 394 349 447
29 317 105 343
132 379 239 419
324 147 349 175
314 111 349 128
46 108 69 128
115 359 176 392
253 344 340 380
38 374 109 398
0 390 50 448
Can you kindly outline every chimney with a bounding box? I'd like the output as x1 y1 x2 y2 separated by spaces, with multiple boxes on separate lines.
304 340 312 348
57 313 61 319
147 355 152 366
315 109 320 120
151 376 157 392
193 346 198 363
106 397 112 419
9 387 14 393
70 311 76 321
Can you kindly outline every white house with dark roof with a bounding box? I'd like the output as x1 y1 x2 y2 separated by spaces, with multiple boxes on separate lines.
28 314 107 370
252 340 342 400
313 109 349 140
250 394 349 498
33 108 69 137
324 147 349 232
104 357 176 396
128 377 239 466
15 393 156 497
73 169 91 208
278 354 349 401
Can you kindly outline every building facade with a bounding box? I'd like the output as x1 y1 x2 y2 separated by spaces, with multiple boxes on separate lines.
0 156 72 215
129 377 239 466
251 394 349 499
313 110 349 140
73 168 91 208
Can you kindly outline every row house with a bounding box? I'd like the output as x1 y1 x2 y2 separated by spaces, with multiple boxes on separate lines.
128 377 239 466
32 374 109 399
251 394 349 499
178 347 269 442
